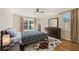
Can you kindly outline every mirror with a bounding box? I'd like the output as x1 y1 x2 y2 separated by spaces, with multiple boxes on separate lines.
48 18 58 28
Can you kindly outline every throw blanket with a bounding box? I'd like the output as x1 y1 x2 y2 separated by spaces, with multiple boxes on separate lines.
21 31 48 45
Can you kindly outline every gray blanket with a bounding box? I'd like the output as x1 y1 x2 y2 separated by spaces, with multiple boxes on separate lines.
21 31 48 45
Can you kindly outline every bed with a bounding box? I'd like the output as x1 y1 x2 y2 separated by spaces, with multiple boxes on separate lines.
3 28 48 50
21 31 48 45
0 28 48 50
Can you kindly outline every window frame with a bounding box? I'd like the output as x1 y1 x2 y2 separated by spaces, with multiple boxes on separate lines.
23 17 35 31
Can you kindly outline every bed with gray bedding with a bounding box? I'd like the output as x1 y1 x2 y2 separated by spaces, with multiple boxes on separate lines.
21 31 48 45
0 28 48 51
0 27 48 46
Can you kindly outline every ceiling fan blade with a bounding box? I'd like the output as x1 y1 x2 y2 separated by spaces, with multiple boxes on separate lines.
36 8 44 13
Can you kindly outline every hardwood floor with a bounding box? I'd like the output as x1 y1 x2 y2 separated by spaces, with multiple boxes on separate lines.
7 39 79 51
54 39 79 51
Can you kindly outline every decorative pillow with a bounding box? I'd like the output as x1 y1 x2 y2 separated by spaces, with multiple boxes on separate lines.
6 27 17 37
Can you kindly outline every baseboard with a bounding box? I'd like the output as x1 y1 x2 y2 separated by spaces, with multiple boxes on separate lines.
62 38 79 44
61 38 71 41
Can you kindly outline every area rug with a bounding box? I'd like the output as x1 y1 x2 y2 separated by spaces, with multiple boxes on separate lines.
25 37 62 51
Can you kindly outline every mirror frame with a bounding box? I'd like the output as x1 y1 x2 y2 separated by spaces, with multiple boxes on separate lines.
48 17 59 28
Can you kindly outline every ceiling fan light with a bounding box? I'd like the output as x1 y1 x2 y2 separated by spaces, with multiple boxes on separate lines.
36 12 39 14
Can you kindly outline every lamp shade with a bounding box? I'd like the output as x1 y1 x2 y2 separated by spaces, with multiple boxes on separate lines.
2 35 10 46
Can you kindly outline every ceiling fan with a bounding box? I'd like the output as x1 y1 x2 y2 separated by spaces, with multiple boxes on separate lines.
36 8 45 14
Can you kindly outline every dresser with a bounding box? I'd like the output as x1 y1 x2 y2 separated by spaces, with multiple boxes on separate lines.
45 27 61 39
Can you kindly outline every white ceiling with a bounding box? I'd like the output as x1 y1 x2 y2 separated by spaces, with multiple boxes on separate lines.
11 8 74 18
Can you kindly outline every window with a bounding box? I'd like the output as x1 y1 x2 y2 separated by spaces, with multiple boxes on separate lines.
24 18 35 31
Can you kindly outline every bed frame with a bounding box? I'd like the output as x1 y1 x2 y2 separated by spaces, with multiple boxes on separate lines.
20 38 48 51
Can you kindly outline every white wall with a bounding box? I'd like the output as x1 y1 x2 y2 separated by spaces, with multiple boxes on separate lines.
0 8 13 31
39 17 48 32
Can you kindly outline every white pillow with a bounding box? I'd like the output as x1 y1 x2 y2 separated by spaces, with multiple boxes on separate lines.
6 27 17 37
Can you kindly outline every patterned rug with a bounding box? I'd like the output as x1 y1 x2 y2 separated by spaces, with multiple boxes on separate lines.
25 37 62 51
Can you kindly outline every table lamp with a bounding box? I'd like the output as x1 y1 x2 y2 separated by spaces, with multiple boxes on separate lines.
1 30 10 51
2 34 10 46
